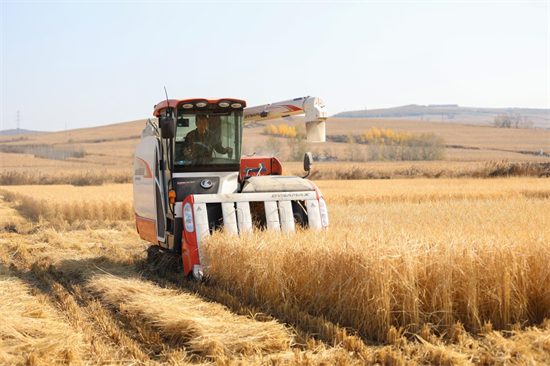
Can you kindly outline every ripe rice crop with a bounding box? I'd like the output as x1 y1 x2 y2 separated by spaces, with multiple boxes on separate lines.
0 184 133 224
316 177 550 204
203 178 550 342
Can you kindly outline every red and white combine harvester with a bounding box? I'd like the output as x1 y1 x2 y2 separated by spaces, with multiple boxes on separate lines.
133 96 329 279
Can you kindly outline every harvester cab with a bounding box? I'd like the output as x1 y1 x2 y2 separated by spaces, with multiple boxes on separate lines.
134 96 329 279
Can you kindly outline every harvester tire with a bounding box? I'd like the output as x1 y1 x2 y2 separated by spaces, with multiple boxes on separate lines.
146 245 183 277
292 201 308 228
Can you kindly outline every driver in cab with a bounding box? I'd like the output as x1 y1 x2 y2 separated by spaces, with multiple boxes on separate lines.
185 114 233 160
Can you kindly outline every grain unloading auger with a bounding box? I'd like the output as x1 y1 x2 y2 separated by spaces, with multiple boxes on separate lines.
133 96 329 279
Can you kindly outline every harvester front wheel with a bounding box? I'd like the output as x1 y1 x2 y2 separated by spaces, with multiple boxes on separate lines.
146 245 183 276
292 201 308 228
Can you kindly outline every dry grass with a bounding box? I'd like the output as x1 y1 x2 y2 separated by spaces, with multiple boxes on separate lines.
1 160 548 188
245 116 550 161
0 152 79 168
299 116 550 152
0 169 132 186
285 160 550 179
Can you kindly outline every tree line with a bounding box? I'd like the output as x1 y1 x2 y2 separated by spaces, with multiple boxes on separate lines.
493 113 534 129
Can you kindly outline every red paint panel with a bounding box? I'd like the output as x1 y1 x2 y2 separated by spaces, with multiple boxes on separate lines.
135 214 159 244
135 157 153 178
181 196 201 276
280 105 302 112
239 156 283 181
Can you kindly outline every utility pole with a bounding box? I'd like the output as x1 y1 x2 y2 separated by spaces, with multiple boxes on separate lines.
16 111 21 132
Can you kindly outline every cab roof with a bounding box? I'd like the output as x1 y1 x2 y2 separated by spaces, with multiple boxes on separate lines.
153 98 247 116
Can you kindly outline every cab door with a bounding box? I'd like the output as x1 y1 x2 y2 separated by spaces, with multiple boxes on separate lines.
134 136 163 245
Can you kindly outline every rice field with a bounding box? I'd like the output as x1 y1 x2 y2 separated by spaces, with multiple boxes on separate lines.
0 185 133 224
1 177 549 365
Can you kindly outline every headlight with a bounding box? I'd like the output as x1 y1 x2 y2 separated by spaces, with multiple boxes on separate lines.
184 202 194 232
193 265 204 281
196 102 207 108
219 101 230 108
231 103 242 108
182 103 193 109
319 197 329 227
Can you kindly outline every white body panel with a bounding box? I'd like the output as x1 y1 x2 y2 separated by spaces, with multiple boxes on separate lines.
236 202 253 233
133 136 159 220
264 201 280 231
193 203 209 264
133 135 167 242
221 202 239 235
306 199 322 229
278 200 295 232
192 191 317 203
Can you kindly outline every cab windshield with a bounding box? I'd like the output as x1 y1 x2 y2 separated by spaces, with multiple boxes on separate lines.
174 110 242 172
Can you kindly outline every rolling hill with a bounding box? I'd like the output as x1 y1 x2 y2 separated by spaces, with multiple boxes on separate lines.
0 128 46 136
334 105 550 129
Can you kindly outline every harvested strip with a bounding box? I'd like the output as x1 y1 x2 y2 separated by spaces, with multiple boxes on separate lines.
86 275 293 358
0 272 84 365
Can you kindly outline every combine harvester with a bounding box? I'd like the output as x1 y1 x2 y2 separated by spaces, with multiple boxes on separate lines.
134 96 329 279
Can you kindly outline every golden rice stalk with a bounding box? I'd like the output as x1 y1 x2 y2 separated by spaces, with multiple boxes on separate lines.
86 275 292 358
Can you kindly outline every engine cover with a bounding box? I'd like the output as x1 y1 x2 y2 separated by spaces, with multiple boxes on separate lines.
241 176 315 193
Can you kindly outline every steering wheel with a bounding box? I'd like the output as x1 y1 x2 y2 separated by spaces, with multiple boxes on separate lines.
192 141 210 150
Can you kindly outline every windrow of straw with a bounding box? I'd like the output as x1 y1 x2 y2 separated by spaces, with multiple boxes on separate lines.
202 196 550 343
86 275 292 358
0 266 84 365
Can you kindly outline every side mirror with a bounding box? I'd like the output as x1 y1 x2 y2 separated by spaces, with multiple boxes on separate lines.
159 116 175 139
303 152 313 178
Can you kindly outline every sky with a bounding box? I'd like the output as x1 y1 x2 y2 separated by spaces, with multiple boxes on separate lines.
1 1 549 132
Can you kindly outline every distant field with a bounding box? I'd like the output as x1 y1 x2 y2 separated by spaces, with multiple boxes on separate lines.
247 116 550 162
1 116 549 180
